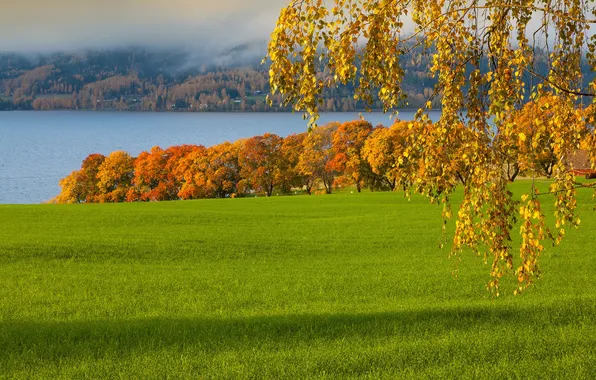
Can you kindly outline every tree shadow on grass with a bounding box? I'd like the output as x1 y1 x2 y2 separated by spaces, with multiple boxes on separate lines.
1 299 594 371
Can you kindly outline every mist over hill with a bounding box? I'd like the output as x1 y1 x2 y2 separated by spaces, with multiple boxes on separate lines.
4 44 588 113
0 44 442 112
0 0 288 53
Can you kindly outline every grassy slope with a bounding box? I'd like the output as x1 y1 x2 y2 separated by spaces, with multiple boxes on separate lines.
0 182 595 379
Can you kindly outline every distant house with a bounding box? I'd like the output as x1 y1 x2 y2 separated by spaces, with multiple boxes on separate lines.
570 150 595 178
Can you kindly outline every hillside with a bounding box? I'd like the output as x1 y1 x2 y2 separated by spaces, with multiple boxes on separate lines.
0 46 439 112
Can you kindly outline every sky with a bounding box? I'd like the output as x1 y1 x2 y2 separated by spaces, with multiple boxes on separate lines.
0 0 290 53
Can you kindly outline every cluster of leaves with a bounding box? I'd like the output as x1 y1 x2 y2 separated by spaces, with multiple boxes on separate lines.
266 0 596 294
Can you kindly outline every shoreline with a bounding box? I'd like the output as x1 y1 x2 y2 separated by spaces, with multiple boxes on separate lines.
0 108 442 114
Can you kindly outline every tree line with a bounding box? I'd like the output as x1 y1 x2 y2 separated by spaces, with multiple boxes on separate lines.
4 47 590 114
53 120 388 203
53 101 595 204
2 67 434 112
0 47 448 112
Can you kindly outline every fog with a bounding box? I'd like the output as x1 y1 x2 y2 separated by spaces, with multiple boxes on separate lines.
0 0 289 53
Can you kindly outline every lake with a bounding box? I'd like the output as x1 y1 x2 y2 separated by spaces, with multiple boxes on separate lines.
0 110 440 204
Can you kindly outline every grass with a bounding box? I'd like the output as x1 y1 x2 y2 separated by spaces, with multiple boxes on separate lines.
0 182 595 378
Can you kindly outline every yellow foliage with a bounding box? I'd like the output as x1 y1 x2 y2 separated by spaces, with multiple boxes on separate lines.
267 0 596 294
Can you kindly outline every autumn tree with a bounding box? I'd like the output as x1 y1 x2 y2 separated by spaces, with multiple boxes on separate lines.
330 120 374 192
53 153 106 204
163 145 200 198
129 145 197 202
174 145 211 200
361 119 470 193
238 133 286 196
52 171 86 204
207 141 243 198
498 96 588 180
297 123 339 194
362 123 410 192
96 151 135 203
267 0 596 294
280 132 313 194
129 146 170 202
175 142 242 199
78 153 106 202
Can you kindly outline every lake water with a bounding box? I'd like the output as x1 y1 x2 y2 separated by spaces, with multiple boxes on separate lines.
0 110 440 204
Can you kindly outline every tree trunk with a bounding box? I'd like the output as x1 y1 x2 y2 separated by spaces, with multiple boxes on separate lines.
456 171 466 184
509 166 520 182
507 162 520 182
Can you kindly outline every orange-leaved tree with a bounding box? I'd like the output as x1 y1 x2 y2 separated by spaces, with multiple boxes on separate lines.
238 133 286 196
129 146 170 202
280 132 312 194
175 142 242 199
206 141 243 198
329 120 374 192
53 153 106 204
129 145 198 202
79 153 106 202
498 96 588 180
362 122 414 192
163 145 200 199
297 123 338 194
173 145 211 200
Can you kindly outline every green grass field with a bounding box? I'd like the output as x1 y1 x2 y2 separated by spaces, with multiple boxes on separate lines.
1 182 595 378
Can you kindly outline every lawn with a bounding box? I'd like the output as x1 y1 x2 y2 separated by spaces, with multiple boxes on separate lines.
0 182 595 378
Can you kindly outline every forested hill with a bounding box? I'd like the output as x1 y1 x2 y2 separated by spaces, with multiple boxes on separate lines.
0 47 439 112
2 47 591 112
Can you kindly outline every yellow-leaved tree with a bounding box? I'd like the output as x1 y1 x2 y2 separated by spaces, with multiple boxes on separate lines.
266 0 596 294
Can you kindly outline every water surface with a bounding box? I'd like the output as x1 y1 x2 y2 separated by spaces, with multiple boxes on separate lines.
0 111 439 204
